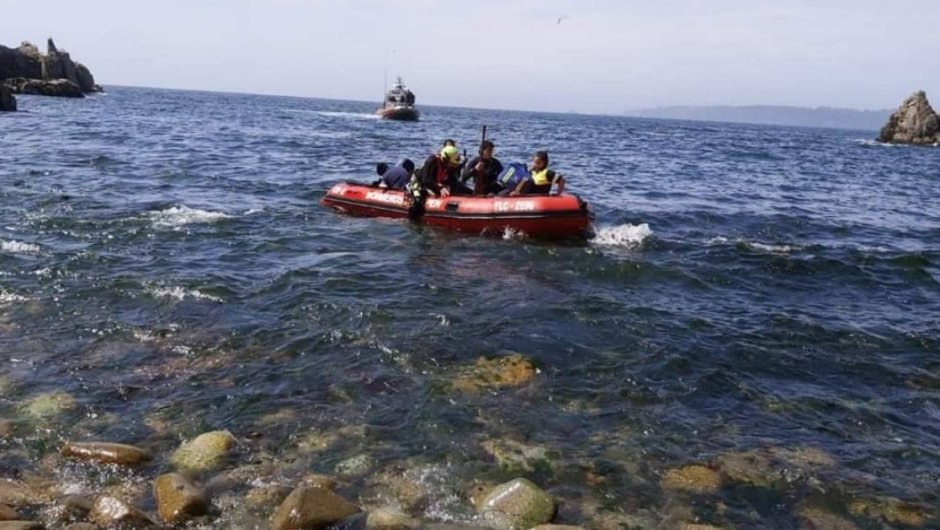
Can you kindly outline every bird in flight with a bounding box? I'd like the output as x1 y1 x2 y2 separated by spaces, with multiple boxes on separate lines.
556 15 567 24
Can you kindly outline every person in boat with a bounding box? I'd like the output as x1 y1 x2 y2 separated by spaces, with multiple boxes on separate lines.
509 150 566 196
461 140 504 196
374 159 415 190
417 145 470 197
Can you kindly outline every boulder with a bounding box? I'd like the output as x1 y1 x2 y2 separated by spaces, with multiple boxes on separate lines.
452 354 538 394
89 496 157 529
0 85 13 111
171 430 236 473
62 442 153 467
477 478 556 530
3 78 83 98
0 480 45 507
19 391 78 419
0 504 20 520
365 508 418 530
660 464 722 494
0 522 45 530
153 473 209 523
74 63 98 93
270 486 360 530
63 524 99 530
878 91 940 145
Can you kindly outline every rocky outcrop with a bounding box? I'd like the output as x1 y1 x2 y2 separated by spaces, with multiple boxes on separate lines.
0 38 101 97
153 473 209 523
878 91 940 145
171 430 237 473
0 85 14 111
476 479 556 530
3 78 83 98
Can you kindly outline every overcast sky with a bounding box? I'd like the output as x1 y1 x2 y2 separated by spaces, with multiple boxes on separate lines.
2 0 937 113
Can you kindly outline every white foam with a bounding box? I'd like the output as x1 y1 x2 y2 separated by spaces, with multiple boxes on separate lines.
501 227 527 240
745 240 794 253
147 206 232 229
0 290 28 303
151 286 223 303
707 236 730 245
592 223 652 247
1 240 40 254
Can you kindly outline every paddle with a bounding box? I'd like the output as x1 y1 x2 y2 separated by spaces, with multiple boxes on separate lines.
473 125 488 196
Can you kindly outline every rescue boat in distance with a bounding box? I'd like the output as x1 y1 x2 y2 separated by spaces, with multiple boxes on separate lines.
320 182 594 239
377 77 419 121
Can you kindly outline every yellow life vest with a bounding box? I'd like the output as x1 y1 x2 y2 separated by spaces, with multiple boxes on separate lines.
531 168 551 186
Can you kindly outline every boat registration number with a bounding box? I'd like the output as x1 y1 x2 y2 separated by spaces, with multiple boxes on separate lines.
494 200 535 212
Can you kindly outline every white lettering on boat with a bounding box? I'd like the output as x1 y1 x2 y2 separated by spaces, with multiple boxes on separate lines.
426 199 442 209
332 184 348 195
494 200 536 212
365 191 406 206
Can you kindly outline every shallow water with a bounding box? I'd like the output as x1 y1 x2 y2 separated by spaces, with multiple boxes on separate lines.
1 87 939 528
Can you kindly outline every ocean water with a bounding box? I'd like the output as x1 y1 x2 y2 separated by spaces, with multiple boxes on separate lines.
1 87 939 528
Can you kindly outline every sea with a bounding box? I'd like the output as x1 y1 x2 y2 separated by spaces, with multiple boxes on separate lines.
1 86 938 529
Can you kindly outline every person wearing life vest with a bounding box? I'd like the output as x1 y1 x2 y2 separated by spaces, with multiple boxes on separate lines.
509 150 566 196
417 145 468 197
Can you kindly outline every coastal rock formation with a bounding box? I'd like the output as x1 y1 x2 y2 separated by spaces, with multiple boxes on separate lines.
0 85 14 111
0 38 101 99
878 91 940 145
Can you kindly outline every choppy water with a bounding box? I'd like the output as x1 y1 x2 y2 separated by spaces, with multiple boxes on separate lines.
1 87 939 528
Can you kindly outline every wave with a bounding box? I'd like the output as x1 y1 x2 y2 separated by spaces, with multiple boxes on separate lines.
314 110 379 120
146 206 232 229
1 240 40 254
150 286 223 303
591 223 652 248
707 236 795 254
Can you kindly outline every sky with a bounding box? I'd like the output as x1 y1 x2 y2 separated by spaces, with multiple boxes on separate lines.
2 0 938 114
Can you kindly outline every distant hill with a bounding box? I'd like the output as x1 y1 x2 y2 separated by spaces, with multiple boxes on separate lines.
625 105 891 131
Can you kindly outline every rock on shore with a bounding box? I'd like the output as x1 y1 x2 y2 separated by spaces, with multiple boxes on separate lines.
0 38 101 99
878 91 940 145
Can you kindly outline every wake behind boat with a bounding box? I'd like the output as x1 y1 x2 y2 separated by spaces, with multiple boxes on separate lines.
377 77 419 121
321 182 593 239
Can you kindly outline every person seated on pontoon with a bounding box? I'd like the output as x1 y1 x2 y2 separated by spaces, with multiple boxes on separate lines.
509 150 566 196
374 159 415 190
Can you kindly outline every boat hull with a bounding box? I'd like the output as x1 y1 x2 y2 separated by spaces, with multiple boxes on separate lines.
321 183 593 239
377 106 420 121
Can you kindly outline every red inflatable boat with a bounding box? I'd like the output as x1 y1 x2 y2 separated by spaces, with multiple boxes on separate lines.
321 182 593 239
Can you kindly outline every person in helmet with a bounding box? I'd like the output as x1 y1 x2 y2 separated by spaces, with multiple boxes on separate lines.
417 144 469 196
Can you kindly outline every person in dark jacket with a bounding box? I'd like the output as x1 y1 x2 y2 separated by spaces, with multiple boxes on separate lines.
460 140 504 196
417 145 469 196
374 159 415 190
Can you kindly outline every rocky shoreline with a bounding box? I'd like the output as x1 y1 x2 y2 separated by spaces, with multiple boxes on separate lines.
877 91 940 145
0 354 935 529
0 38 102 111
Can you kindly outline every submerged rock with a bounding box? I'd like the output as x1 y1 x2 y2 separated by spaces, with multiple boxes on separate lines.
480 438 555 474
89 496 157 529
171 430 236 473
61 442 153 467
270 486 360 530
153 473 209 523
477 478 556 530
63 524 99 530
878 91 940 145
660 465 722 494
797 506 860 530
0 85 14 111
452 354 538 393
335 454 375 476
19 391 77 420
714 446 834 490
848 497 929 527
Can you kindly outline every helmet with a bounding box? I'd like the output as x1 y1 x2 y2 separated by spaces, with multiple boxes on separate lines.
440 145 460 165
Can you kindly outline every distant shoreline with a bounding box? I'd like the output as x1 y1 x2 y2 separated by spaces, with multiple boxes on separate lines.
626 104 890 132
92 85 888 132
